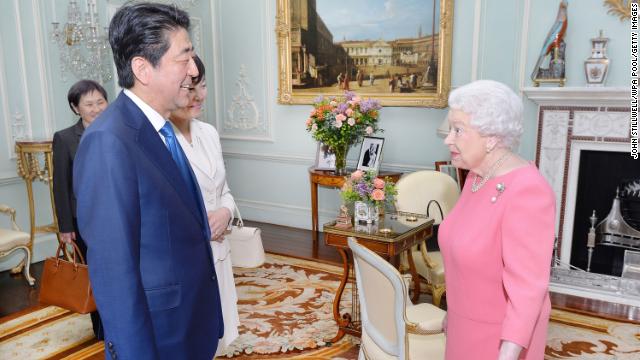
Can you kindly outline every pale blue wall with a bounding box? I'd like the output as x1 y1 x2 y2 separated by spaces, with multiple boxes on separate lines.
0 0 630 270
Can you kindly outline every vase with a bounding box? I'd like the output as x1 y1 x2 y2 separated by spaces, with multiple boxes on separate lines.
584 30 609 87
331 143 349 176
354 201 379 224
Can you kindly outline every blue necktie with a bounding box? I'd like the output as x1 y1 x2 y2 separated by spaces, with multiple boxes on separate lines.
159 122 202 212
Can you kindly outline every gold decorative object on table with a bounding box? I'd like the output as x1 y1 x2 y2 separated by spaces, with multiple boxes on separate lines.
335 204 352 229
14 140 60 272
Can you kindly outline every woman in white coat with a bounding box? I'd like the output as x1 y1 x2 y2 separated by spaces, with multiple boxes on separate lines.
169 55 240 353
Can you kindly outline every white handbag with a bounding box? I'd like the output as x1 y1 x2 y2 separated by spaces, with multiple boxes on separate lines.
227 201 265 268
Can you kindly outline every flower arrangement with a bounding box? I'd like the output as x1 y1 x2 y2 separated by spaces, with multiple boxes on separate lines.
340 170 397 208
306 91 382 174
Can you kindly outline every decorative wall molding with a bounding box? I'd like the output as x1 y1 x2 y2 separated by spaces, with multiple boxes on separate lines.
31 0 53 137
0 36 13 159
224 65 261 130
13 0 33 140
210 0 224 133
215 0 273 142
517 0 531 92
523 87 630 107
0 172 22 186
471 0 483 81
235 198 337 231
190 17 202 59
223 151 433 173
11 111 28 144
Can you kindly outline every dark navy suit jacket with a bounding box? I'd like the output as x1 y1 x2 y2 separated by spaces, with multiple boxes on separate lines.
73 92 224 359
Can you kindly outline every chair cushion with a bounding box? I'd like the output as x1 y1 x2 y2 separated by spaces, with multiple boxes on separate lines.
362 326 445 360
0 228 30 252
412 250 445 285
406 302 446 331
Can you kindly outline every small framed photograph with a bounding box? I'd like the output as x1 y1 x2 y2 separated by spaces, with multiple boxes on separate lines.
315 143 336 170
357 137 385 172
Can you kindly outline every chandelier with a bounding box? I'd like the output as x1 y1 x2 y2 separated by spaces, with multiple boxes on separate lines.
50 0 112 83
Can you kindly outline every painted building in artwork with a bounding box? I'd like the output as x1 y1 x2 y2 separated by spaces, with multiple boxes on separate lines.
289 0 439 87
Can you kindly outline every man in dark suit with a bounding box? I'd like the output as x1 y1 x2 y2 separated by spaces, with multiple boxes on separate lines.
52 79 108 340
73 3 223 359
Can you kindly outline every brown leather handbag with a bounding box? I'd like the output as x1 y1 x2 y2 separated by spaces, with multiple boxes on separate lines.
38 241 96 314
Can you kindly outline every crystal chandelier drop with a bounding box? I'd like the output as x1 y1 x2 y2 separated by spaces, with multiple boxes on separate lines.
50 0 112 83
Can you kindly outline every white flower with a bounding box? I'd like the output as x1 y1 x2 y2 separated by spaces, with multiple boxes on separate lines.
311 123 318 131
335 120 343 128
366 126 374 135
347 118 355 126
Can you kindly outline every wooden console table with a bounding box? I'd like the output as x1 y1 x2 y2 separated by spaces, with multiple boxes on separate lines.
323 213 434 343
308 167 401 244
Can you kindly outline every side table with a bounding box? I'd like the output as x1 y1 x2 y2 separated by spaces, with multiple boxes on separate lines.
323 213 434 343
14 140 60 271
308 167 401 244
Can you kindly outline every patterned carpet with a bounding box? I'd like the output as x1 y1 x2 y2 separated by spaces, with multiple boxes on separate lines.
545 309 640 359
1 253 639 359
0 253 359 359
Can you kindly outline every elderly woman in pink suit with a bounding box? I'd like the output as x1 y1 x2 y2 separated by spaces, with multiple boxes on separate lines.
169 55 240 354
439 80 556 360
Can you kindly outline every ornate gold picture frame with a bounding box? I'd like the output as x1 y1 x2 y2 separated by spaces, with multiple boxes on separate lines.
276 0 454 108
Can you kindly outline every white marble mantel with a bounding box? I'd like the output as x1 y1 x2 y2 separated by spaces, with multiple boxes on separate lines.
523 86 630 107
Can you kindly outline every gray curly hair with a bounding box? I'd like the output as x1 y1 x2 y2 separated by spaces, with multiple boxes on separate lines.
448 80 524 150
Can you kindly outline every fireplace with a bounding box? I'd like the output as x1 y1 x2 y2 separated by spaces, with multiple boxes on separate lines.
570 149 640 276
525 86 636 303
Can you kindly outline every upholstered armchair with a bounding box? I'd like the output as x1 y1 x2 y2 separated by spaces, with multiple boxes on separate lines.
349 237 445 360
0 204 35 286
395 171 460 307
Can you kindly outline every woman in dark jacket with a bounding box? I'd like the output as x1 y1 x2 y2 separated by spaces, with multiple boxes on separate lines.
52 79 108 340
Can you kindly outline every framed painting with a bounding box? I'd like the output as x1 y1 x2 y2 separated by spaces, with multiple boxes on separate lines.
276 0 454 107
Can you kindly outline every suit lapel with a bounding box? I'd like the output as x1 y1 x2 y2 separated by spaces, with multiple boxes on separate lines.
118 94 205 227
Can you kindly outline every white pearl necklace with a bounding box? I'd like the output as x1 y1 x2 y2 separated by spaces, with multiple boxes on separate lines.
471 152 510 193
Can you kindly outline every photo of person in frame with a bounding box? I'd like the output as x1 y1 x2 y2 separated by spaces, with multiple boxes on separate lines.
357 137 384 171
361 143 379 168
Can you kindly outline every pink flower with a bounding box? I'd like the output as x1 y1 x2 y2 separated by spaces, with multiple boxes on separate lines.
347 118 355 126
345 108 354 116
335 113 346 122
366 126 374 135
371 189 385 201
330 100 337 106
351 170 364 180
305 118 313 127
335 120 343 128
311 123 318 131
373 178 385 189
353 96 361 102
310 109 316 115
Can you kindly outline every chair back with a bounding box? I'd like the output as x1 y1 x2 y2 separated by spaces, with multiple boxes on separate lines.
349 237 408 358
395 170 460 225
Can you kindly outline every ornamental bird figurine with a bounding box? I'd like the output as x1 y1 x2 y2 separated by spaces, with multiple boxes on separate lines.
531 0 568 81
